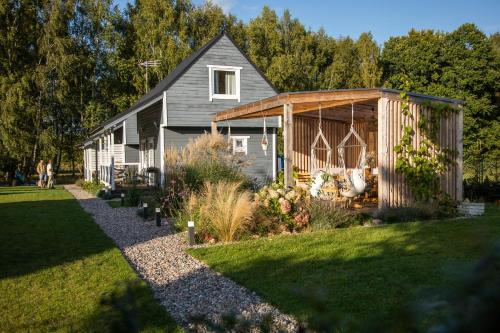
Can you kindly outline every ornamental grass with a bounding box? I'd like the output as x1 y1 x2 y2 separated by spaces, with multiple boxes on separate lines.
181 181 254 243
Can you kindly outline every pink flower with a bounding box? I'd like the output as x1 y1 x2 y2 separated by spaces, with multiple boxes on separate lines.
279 198 291 214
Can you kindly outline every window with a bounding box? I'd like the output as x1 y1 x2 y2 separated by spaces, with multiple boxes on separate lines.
207 65 241 102
114 127 123 144
230 136 249 155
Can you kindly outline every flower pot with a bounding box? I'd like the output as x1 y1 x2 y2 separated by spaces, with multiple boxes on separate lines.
458 202 485 216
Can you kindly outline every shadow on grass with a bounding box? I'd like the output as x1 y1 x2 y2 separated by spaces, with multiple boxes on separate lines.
0 195 116 280
189 212 500 329
82 279 182 333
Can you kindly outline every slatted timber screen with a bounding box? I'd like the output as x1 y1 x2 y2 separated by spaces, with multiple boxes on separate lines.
292 117 377 172
377 97 462 207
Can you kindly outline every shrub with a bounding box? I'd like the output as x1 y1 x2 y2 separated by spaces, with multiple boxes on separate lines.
158 169 189 217
75 178 85 187
184 160 250 190
373 205 435 223
374 195 458 223
136 196 158 220
164 132 250 192
126 186 141 207
254 184 311 233
308 200 361 230
80 180 104 195
177 181 254 243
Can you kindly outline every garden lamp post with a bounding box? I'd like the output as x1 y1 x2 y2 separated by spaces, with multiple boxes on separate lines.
188 221 195 246
155 208 161 227
143 202 148 220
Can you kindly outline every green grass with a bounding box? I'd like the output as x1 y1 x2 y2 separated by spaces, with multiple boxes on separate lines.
189 205 500 326
107 199 123 208
0 186 182 332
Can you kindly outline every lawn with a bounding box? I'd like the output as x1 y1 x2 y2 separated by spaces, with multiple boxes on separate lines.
0 186 182 332
189 205 500 328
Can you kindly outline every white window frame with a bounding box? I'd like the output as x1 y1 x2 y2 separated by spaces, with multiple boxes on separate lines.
207 65 242 102
230 136 249 155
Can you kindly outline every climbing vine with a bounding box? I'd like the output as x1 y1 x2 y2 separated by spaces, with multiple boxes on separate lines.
394 91 458 201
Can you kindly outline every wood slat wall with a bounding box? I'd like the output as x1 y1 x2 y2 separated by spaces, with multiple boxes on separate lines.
292 117 376 172
377 97 462 207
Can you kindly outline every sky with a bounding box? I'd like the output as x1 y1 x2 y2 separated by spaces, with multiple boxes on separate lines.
116 0 500 44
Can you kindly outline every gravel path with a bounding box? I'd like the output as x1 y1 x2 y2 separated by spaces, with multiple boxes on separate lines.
64 185 297 332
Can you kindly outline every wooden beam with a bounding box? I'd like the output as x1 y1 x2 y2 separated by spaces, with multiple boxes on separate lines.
456 105 464 201
211 121 217 134
377 97 388 208
287 89 381 104
213 95 286 121
292 98 377 114
213 90 383 122
225 98 378 121
283 103 294 188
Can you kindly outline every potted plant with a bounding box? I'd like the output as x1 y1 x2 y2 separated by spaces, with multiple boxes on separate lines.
458 199 485 216
261 136 268 155
365 151 377 175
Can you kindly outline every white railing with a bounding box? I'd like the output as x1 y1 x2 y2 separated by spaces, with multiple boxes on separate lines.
98 157 115 190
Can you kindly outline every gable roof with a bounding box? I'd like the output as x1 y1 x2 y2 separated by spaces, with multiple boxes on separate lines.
87 32 278 139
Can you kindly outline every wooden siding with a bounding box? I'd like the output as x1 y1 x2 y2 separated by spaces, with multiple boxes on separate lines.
166 35 279 128
164 127 275 182
293 117 376 172
124 114 139 144
124 144 140 163
377 96 463 207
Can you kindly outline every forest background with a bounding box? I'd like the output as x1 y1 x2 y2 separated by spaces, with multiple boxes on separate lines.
1 0 498 183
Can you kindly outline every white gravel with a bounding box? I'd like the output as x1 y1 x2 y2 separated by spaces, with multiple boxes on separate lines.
64 185 297 332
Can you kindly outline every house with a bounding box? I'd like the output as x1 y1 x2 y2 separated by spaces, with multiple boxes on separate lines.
82 32 279 189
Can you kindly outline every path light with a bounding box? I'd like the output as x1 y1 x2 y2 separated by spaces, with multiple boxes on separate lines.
143 202 148 220
121 193 125 206
155 208 161 227
188 221 195 246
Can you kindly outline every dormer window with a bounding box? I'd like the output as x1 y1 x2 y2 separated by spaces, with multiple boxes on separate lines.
208 65 241 102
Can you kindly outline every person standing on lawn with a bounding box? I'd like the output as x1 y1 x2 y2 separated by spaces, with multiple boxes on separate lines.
36 160 46 188
47 159 55 189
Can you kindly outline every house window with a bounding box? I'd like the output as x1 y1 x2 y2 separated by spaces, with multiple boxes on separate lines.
230 136 249 155
207 65 241 102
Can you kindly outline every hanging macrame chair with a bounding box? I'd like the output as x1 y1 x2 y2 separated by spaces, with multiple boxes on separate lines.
226 115 232 143
337 103 367 198
310 104 332 176
261 115 268 156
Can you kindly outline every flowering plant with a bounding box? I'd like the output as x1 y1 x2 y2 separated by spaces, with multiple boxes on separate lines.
159 170 189 217
255 184 311 232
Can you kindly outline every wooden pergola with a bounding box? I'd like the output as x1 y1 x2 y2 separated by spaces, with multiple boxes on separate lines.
212 88 464 207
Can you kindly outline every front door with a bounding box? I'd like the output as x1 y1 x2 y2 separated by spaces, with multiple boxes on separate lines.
140 137 155 185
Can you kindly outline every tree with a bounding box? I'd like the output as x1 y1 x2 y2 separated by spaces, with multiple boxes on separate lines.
382 24 500 182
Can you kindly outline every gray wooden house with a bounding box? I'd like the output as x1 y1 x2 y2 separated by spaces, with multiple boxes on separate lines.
82 32 279 188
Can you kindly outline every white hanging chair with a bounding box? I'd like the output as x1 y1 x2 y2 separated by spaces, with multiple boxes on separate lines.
310 104 332 176
337 103 367 198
